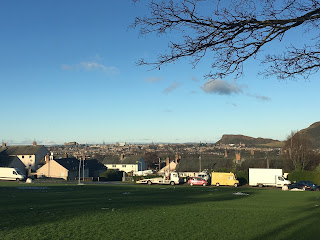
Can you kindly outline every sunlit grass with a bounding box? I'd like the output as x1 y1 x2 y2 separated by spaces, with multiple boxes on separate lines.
0 182 319 240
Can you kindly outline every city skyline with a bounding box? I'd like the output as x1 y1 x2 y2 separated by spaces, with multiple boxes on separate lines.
1 0 319 145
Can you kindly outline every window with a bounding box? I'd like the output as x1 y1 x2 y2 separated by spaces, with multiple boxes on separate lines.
112 165 116 168
29 155 32 158
22 156 24 158
122 165 126 168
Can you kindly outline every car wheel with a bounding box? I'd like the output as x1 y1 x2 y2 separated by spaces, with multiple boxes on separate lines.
147 180 152 185
234 183 238 187
216 183 220 187
170 181 175 186
203 183 206 186
190 183 193 186
258 184 263 188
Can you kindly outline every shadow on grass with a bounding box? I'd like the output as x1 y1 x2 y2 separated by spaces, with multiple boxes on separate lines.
0 183 255 231
254 195 320 240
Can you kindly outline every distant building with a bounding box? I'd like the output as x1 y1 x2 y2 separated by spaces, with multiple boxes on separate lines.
64 142 78 146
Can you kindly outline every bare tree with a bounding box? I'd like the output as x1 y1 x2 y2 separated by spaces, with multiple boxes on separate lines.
282 131 313 171
133 0 320 80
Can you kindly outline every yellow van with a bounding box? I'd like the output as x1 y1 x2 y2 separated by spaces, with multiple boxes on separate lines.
211 172 239 187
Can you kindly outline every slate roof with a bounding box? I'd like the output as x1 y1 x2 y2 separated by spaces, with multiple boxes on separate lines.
84 159 106 171
102 155 121 164
0 151 16 167
103 155 143 164
121 156 143 164
53 158 106 172
55 158 79 171
3 145 45 155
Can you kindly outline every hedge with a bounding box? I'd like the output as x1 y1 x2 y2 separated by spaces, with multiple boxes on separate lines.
99 169 123 181
288 171 320 185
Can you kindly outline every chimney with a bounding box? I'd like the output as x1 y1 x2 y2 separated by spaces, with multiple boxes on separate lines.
33 141 37 146
224 150 228 158
45 154 50 163
235 153 241 164
2 142 6 147
50 152 54 161
166 157 169 166
120 154 125 161
175 153 178 164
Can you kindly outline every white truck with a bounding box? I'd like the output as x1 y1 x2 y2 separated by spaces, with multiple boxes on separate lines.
249 168 291 187
136 172 183 185
0 167 26 181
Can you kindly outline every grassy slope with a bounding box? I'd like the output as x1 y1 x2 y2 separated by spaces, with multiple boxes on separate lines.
0 182 319 240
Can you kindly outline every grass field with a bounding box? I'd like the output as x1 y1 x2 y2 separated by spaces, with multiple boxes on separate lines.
0 182 319 240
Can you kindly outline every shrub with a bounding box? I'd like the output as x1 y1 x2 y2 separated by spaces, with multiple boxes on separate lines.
234 170 249 186
99 169 123 181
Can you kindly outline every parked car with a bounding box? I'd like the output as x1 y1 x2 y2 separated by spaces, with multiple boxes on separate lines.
188 177 208 186
288 181 317 191
297 181 320 191
288 182 306 191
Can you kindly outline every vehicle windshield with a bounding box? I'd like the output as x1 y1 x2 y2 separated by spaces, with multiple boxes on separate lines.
15 169 23 175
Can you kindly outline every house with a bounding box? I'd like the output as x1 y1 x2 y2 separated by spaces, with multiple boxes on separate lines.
0 149 27 175
37 157 88 180
37 157 106 180
103 155 146 173
83 158 107 178
158 161 177 174
1 142 50 172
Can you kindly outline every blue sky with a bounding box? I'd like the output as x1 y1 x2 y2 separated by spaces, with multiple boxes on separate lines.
1 0 319 145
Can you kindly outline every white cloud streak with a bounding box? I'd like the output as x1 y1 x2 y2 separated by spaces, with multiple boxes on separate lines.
201 79 243 95
61 61 120 75
247 93 271 101
145 76 162 83
163 82 181 94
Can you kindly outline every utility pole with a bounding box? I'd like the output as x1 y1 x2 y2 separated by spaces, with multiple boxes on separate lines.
82 157 85 181
199 142 202 172
78 157 81 185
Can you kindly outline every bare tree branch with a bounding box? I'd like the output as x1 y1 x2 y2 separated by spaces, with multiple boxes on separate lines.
133 0 320 79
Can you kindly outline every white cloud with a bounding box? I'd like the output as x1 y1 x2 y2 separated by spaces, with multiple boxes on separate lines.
163 82 181 94
201 79 243 95
247 93 271 101
145 76 162 83
192 76 199 82
61 61 119 75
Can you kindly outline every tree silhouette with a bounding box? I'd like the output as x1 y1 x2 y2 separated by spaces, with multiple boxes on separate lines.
133 0 320 79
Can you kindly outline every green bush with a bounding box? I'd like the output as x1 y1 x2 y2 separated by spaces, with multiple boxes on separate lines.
234 170 249 186
288 171 320 185
99 169 123 181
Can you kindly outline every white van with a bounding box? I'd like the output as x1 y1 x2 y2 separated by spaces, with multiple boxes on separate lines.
0 167 26 181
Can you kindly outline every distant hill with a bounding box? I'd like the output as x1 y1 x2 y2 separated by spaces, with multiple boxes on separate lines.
297 122 320 148
216 134 281 147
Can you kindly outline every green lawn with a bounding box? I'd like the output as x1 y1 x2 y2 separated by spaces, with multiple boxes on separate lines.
0 182 319 240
